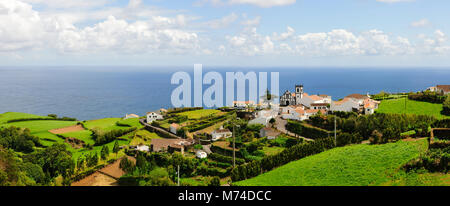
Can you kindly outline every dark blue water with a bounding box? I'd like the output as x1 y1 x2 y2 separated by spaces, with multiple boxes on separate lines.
0 66 449 120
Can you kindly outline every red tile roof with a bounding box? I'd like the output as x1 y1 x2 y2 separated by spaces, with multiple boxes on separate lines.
346 94 369 100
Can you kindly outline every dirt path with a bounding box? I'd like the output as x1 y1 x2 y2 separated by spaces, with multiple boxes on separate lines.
49 125 84 134
71 156 136 186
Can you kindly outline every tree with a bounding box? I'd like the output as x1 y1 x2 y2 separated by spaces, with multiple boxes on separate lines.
269 118 276 128
208 176 221 186
113 141 120 158
101 145 110 160
443 95 450 115
24 143 74 179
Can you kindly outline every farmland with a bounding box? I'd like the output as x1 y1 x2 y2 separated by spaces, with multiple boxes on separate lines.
177 109 221 119
235 139 436 186
377 97 449 119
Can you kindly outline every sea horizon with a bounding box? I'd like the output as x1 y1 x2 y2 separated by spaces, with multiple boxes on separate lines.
1 66 449 120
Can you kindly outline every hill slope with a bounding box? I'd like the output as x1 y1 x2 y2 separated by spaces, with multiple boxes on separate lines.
377 98 449 119
235 140 429 186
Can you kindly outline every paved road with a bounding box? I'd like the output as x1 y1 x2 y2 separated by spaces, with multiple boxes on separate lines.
139 118 182 139
275 116 311 140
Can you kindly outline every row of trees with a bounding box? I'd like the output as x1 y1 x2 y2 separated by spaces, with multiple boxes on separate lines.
91 127 136 145
408 92 447 104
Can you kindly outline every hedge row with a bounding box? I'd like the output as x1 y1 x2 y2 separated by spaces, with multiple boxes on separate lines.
92 127 137 145
196 165 230 178
408 93 446 104
166 107 203 115
231 137 335 182
185 112 233 132
208 153 245 165
286 120 334 139
7 117 77 123
210 144 244 158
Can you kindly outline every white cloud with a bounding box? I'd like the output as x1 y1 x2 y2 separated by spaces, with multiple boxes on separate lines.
198 0 296 8
0 0 202 54
410 19 430 28
203 13 238 29
21 0 108 9
226 27 274 56
420 30 450 54
241 16 261 27
376 0 414 3
273 26 295 41
0 0 45 51
224 28 420 57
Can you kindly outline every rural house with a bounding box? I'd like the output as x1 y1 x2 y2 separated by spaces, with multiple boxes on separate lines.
436 85 450 95
147 111 163 123
169 123 180 134
232 101 255 110
211 127 232 141
248 109 278 126
150 138 195 155
260 127 281 139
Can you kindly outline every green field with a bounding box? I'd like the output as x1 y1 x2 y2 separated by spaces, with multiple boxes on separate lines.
60 130 95 145
0 112 49 124
377 98 449 119
177 109 221 120
117 118 144 129
130 129 162 146
1 120 79 147
83 118 129 131
235 140 433 186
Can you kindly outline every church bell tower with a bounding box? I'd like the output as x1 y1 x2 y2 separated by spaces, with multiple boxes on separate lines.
295 84 304 105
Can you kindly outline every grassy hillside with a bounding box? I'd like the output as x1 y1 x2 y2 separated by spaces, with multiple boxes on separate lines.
177 109 221 120
377 98 449 119
2 120 79 146
83 118 129 131
0 112 48 124
235 140 431 186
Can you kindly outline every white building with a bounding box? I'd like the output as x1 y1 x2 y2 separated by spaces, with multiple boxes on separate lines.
124 114 139 120
331 94 380 115
211 127 232 141
232 101 255 110
169 123 180 134
196 150 208 159
280 85 332 108
147 112 163 123
136 145 150 152
248 109 278 126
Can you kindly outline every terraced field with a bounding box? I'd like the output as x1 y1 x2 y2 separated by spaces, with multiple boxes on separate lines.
235 139 436 186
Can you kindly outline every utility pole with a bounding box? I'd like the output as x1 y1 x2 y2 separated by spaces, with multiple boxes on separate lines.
177 164 180 186
233 123 236 168
334 113 337 147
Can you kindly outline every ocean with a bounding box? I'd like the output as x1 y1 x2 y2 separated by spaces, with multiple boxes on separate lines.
0 66 449 120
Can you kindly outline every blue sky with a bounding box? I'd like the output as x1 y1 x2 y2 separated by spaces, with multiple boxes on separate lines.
1 0 450 67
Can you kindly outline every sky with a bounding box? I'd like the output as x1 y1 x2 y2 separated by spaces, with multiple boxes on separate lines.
1 0 450 67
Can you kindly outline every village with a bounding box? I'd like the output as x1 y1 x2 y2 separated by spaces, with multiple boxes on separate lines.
132 84 380 152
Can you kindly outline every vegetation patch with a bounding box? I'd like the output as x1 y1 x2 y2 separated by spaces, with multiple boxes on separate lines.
377 98 449 119
235 139 428 186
